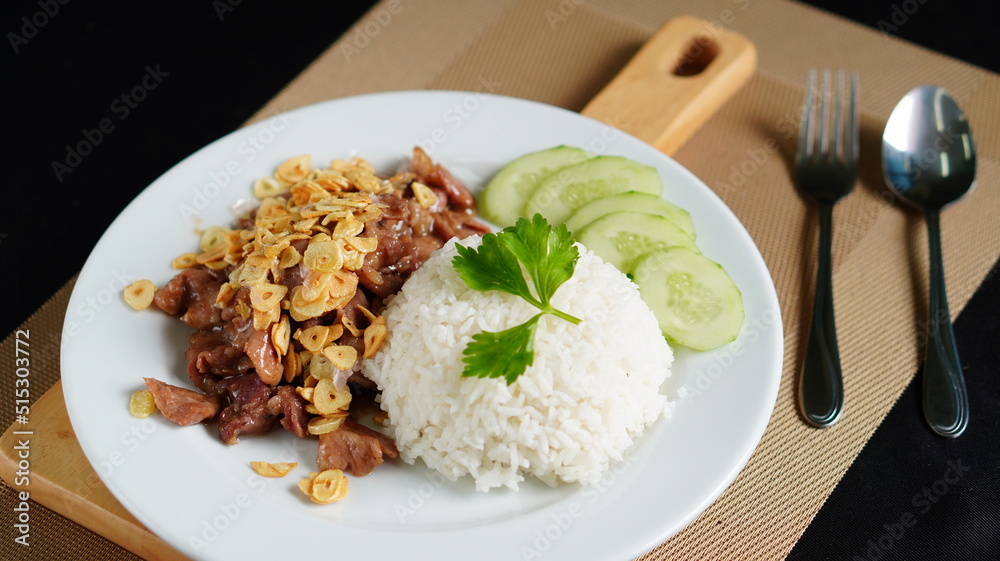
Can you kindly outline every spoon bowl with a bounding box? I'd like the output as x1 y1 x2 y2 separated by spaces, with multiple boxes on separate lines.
881 85 975 438
882 85 976 208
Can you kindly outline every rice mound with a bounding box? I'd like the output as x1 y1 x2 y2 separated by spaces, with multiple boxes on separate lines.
362 236 672 491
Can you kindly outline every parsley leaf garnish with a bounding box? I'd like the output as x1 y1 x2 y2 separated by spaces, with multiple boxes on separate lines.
453 229 532 301
461 314 542 385
452 214 580 384
499 214 579 317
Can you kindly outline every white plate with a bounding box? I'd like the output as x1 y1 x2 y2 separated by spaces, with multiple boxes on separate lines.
62 91 782 561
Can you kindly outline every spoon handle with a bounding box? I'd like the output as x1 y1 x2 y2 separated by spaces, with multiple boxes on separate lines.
799 201 844 427
923 209 969 437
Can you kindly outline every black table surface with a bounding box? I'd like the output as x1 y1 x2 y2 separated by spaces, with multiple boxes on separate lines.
2 1 998 559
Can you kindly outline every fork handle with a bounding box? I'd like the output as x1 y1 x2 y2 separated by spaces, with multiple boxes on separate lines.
922 208 969 437
799 201 844 427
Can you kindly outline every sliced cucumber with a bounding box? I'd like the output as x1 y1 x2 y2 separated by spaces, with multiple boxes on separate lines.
524 156 661 226
480 145 592 227
564 191 696 239
632 247 744 351
576 211 699 273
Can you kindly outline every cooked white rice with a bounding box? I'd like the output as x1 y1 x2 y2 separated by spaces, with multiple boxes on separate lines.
362 236 672 491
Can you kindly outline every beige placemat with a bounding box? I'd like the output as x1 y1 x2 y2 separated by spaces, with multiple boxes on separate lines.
3 0 998 559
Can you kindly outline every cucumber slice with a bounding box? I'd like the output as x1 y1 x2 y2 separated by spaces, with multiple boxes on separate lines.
564 191 696 239
576 211 699 273
524 156 661 226
632 247 745 351
480 145 592 227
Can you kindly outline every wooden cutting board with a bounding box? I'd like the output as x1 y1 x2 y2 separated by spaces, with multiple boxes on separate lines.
582 15 756 154
0 382 189 560
0 16 755 561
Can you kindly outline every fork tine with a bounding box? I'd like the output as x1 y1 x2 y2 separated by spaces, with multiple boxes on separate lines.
844 72 859 165
818 69 831 160
798 69 817 162
833 70 844 161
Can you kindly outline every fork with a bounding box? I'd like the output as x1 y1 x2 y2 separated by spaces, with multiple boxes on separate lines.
795 69 859 428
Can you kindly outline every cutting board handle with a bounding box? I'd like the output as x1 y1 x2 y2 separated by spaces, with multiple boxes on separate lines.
582 16 757 156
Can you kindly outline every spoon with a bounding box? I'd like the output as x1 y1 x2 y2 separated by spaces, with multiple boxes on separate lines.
881 85 975 437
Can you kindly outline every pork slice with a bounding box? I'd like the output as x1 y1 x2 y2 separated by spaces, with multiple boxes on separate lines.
219 286 249 322
428 166 475 209
276 385 310 438
152 268 223 329
144 377 221 426
280 262 309 290
278 240 311 289
375 190 412 221
432 209 492 241
357 234 409 299
222 309 256 348
347 370 377 390
217 373 278 444
410 145 475 209
357 213 423 299
357 261 405 300
405 194 438 235
185 329 251 392
316 419 399 476
244 328 283 385
336 288 370 363
409 235 444 268
410 145 437 181
337 282 369 326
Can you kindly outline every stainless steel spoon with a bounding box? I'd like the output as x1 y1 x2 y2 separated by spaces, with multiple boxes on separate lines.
882 85 975 437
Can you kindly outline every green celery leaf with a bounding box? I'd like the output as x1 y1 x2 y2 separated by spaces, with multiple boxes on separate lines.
460 314 541 385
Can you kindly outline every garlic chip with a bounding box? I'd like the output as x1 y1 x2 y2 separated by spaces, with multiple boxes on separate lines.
296 325 331 353
312 378 352 415
304 240 344 273
249 461 298 478
123 280 157 310
306 415 347 435
363 316 388 359
199 226 232 252
277 155 312 186
411 181 437 208
249 282 288 312
278 245 301 269
171 252 199 269
253 176 283 199
322 345 358 372
298 469 349 504
283 350 302 383
271 315 291 356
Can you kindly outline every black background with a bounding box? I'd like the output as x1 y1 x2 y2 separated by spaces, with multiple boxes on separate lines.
2 1 998 559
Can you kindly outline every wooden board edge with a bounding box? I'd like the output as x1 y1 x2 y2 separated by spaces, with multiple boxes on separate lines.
1 382 193 561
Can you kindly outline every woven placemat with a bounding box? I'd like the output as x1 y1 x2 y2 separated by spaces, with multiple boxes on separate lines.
253 4 999 556
3 0 998 559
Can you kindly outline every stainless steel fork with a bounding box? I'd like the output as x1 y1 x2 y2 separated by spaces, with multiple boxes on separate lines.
796 69 859 427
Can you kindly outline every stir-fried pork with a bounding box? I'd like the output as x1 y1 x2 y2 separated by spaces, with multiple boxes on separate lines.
144 377 222 426
145 148 488 480
316 419 400 476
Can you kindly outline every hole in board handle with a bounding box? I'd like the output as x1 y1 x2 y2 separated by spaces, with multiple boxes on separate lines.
672 35 718 76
